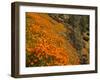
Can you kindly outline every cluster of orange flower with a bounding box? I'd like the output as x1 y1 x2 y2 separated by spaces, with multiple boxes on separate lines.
26 12 80 67
26 43 69 66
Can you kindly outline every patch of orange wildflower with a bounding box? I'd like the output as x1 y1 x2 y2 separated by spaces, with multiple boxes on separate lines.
26 12 80 67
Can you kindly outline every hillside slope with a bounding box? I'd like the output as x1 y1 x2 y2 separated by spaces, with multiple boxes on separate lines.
26 12 81 67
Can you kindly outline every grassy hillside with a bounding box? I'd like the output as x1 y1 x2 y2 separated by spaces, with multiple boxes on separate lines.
26 12 89 67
